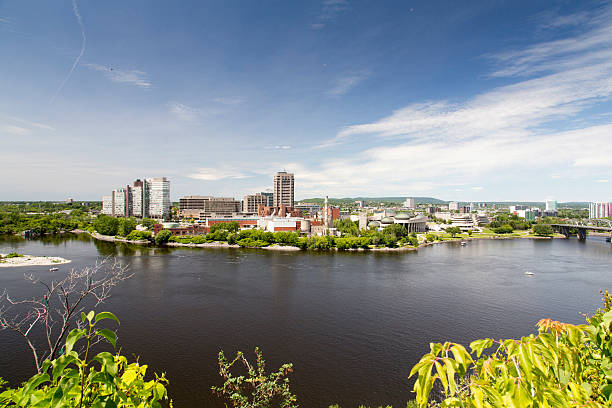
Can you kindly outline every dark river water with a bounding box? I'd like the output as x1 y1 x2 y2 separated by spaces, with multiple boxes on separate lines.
0 234 611 407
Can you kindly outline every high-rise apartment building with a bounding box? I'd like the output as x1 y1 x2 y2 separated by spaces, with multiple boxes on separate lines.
146 177 171 219
101 177 170 219
449 201 459 211
545 200 557 212
273 171 294 207
590 202 612 218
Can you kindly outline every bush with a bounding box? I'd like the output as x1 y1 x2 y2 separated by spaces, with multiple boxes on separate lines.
0 311 170 407
273 231 300 246
493 224 514 234
425 234 436 243
125 230 152 241
210 222 239 234
154 229 172 245
410 291 612 407
4 252 24 258
533 223 554 237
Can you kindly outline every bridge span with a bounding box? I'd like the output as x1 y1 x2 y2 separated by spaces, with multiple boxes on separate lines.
550 221 612 242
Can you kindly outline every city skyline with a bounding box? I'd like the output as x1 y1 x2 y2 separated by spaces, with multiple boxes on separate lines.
1 1 611 201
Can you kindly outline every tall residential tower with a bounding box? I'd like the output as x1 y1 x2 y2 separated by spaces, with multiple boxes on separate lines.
273 171 294 207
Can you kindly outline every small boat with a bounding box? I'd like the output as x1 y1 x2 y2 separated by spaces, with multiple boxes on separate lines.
49 267 59 272
460 241 467 246
524 271 534 276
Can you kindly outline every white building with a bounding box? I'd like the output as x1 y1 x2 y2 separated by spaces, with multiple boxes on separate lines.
273 171 294 207
590 202 612 218
146 177 171 219
545 200 557 212
102 196 113 215
404 197 415 209
448 201 459 211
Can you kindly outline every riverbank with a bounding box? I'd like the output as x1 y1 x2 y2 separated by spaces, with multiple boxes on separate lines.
0 253 71 267
76 228 568 252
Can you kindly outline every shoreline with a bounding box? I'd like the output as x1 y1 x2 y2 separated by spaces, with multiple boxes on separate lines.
27 229 584 253
0 253 72 268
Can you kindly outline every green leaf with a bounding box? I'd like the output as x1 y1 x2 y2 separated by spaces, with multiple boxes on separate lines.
81 312 88 323
52 354 79 382
95 329 117 348
65 329 86 354
86 310 95 323
94 312 120 326
94 352 118 376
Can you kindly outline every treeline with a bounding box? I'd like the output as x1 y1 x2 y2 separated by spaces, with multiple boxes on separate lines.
0 210 91 235
0 201 102 213
165 221 421 249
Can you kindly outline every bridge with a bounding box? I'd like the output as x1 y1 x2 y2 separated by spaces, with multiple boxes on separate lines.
550 219 612 241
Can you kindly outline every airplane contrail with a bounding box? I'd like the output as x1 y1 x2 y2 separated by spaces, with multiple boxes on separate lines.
50 0 86 103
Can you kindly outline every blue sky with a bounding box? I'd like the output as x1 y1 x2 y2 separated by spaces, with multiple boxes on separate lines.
1 0 611 202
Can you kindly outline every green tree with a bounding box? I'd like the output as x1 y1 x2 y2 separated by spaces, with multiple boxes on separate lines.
154 229 172 245
493 224 514 234
93 215 119 236
210 221 240 234
383 223 408 239
117 218 137 237
334 219 359 236
533 223 554 236
446 226 461 237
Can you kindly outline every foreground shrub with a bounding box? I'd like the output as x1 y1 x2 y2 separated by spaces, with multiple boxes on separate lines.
125 230 152 241
212 347 297 408
410 291 612 407
0 311 170 407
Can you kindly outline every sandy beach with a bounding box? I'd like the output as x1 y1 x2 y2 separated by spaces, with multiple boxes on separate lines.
0 254 72 268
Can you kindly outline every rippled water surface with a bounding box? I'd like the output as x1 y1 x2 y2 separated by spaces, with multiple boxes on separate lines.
0 234 610 407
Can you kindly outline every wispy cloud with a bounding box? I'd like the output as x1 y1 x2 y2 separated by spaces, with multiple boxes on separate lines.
7 116 55 131
84 63 151 88
0 125 30 136
311 0 349 29
188 167 250 181
213 96 245 105
328 71 369 97
302 6 612 196
167 102 201 121
51 0 86 102
596 179 609 183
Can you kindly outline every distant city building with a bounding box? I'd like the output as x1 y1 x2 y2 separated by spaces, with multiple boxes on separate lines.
66 198 73 203
260 192 274 206
243 193 269 213
146 178 171 219
355 200 365 208
101 177 170 219
509 205 528 213
590 202 612 218
179 196 241 219
545 200 557 212
294 202 321 215
273 171 294 207
404 197 415 209
449 201 459 211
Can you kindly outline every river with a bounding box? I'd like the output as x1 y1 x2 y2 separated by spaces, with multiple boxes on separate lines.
0 234 610 407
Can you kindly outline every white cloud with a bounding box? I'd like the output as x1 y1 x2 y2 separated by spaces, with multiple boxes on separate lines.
0 125 29 136
84 63 151 88
471 186 484 191
167 102 201 121
188 168 250 181
213 96 245 105
311 0 349 29
328 71 369 97
275 145 292 150
7 116 55 131
596 179 609 183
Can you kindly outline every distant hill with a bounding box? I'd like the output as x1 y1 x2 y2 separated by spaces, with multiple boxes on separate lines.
299 197 447 205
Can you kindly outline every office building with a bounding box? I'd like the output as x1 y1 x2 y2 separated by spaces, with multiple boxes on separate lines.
243 193 269 213
273 171 294 207
449 201 459 211
261 192 273 206
545 200 557 212
590 202 612 218
179 196 241 219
